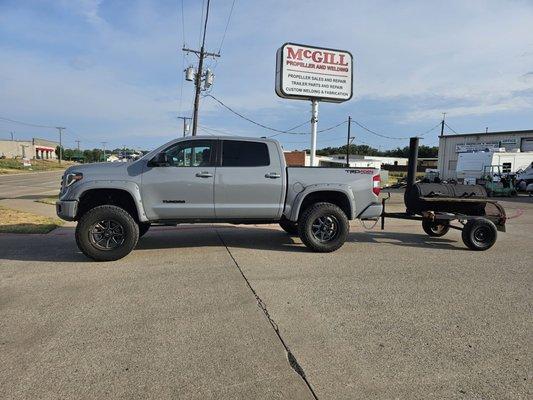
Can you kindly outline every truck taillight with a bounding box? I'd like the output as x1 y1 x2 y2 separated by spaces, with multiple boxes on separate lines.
372 175 381 196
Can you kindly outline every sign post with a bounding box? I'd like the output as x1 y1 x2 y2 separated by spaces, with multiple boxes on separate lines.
276 43 353 165
310 99 319 166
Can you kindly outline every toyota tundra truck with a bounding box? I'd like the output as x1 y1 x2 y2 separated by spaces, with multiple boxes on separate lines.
56 136 382 261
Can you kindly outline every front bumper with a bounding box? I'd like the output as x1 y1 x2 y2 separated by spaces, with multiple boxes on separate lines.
56 200 78 221
358 203 383 220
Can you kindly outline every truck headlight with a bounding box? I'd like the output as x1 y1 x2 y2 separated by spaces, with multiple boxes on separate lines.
65 172 83 187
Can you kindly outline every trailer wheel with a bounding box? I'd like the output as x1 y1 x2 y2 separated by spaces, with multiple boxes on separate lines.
461 219 497 251
422 219 450 237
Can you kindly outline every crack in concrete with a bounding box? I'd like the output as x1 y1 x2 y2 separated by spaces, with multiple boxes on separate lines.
215 228 319 400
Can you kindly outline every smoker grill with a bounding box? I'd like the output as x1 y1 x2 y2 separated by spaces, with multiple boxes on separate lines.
380 137 506 251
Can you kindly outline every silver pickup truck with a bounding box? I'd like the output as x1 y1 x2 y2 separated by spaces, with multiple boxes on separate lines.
57 136 382 261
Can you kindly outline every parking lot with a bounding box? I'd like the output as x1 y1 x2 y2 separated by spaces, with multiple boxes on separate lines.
0 173 531 399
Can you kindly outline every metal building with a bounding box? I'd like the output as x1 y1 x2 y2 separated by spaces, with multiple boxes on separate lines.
437 129 533 179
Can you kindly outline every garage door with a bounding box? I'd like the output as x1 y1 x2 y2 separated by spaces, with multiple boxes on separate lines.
521 138 533 152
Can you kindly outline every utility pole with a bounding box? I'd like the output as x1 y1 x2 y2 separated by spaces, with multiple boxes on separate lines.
183 0 220 136
440 112 446 136
345 118 350 167
56 127 65 164
101 142 107 161
177 116 192 137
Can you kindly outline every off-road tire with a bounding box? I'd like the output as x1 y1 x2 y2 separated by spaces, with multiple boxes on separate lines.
75 205 139 261
279 218 298 236
422 219 450 237
298 202 349 252
461 218 497 251
138 222 151 238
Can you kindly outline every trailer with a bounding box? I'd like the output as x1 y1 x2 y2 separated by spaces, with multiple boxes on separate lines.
381 194 506 251
380 138 507 251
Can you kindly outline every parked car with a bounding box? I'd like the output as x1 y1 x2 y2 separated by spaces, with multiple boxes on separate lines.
56 136 382 261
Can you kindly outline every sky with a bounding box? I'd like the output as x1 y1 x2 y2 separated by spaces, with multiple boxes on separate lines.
1 0 532 151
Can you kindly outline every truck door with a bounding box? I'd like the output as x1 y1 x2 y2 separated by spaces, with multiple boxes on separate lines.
141 139 217 220
214 140 284 219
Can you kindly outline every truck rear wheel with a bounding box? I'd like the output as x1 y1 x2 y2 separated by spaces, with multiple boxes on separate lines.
298 202 349 252
461 218 497 251
279 218 298 236
75 205 139 261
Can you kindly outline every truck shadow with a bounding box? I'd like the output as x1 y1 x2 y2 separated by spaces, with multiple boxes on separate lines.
0 225 465 263
348 231 465 251
137 225 308 253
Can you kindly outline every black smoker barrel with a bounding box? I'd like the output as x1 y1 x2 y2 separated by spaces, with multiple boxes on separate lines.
404 136 488 216
406 137 419 193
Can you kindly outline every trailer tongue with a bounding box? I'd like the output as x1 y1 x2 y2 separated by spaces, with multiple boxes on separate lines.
381 137 506 251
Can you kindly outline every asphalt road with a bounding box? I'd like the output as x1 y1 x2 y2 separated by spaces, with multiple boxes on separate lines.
0 186 531 399
0 170 63 200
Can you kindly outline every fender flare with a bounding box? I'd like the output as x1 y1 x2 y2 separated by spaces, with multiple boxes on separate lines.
70 180 149 222
287 184 355 222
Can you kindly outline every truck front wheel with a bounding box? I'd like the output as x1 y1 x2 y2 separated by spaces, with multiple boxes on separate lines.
298 202 349 252
75 205 139 261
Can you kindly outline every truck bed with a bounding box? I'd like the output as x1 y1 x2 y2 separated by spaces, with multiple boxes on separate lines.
285 166 381 219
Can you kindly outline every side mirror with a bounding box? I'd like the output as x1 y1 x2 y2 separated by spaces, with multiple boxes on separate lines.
149 152 171 167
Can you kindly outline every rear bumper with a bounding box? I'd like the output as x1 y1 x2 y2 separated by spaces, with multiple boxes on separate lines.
358 203 383 220
56 200 78 221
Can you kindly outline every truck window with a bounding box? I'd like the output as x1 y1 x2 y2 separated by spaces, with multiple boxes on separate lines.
165 140 215 167
222 140 270 167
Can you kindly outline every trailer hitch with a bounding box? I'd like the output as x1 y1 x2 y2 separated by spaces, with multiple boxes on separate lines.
380 192 391 230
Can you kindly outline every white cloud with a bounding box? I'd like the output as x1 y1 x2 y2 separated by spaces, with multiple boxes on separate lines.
1 0 532 147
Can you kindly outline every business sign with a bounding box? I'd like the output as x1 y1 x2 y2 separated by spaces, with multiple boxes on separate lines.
275 43 353 103
456 143 499 153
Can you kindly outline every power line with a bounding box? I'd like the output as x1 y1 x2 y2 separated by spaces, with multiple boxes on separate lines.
267 120 309 137
418 122 443 137
198 0 206 47
218 0 236 54
351 120 441 140
0 116 56 129
206 94 345 135
351 120 411 140
444 121 458 134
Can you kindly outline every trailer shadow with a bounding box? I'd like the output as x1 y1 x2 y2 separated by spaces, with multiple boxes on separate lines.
348 231 466 251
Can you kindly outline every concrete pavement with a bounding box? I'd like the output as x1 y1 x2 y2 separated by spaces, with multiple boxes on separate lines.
0 226 314 400
0 190 531 399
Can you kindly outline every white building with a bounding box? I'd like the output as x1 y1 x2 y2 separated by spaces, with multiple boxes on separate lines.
0 138 59 160
438 129 533 179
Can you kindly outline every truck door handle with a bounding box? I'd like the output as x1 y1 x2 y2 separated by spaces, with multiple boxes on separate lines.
265 172 281 179
195 171 213 178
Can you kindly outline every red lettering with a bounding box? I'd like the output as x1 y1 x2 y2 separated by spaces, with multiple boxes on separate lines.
286 47 302 60
311 51 323 63
338 54 348 66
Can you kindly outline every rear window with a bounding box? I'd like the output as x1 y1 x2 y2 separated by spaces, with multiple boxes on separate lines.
222 140 270 167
